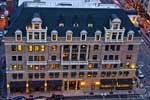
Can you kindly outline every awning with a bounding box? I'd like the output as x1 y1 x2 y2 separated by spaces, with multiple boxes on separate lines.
117 78 133 85
29 81 45 87
101 79 116 85
47 80 62 86
10 81 26 88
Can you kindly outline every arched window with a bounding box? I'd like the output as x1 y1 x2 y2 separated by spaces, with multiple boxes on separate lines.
95 30 101 41
51 30 58 41
15 29 22 41
127 30 134 41
80 30 87 41
66 30 73 41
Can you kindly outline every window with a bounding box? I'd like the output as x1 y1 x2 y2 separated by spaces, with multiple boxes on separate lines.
28 65 33 70
112 32 117 40
49 73 54 78
17 45 23 51
51 45 57 51
41 32 45 39
34 32 39 39
110 45 115 51
109 55 113 60
93 55 97 60
55 72 59 78
51 34 57 41
63 72 68 78
11 45 16 51
12 65 17 70
95 34 100 41
29 56 33 61
40 73 45 78
16 34 21 41
41 56 45 61
105 45 109 51
118 32 122 39
59 23 64 27
87 72 92 78
18 56 22 61
104 55 107 60
66 33 72 41
80 65 84 69
71 72 76 78
28 73 33 79
115 55 119 60
12 56 16 61
12 74 17 79
79 72 84 78
34 45 40 52
29 32 32 39
88 63 93 69
126 55 132 59
28 45 33 52
93 64 98 68
72 65 76 69
63 65 68 70
116 45 120 51
113 24 118 29
93 72 97 77
88 23 93 28
51 55 56 61
34 24 39 29
18 73 23 79
41 45 46 52
18 64 23 70
106 32 111 41
34 56 40 61
128 34 133 40
113 64 117 68
128 45 133 51
35 73 39 79
94 45 99 51
73 23 79 27
81 34 86 41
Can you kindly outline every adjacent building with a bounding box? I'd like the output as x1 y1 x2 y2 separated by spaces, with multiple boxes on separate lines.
3 0 141 98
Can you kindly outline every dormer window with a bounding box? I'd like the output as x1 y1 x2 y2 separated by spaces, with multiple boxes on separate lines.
73 23 79 27
72 15 79 27
111 14 121 30
29 32 32 40
112 32 117 40
113 24 118 29
80 30 87 41
51 30 58 41
95 30 101 41
87 15 94 28
34 24 39 29
127 31 134 41
66 30 72 41
58 14 65 27
15 30 22 41
41 32 45 40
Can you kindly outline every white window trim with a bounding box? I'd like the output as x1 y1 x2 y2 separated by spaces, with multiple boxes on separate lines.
66 33 72 41
95 33 101 41
127 33 134 41
15 32 22 41
80 33 87 41
51 33 58 41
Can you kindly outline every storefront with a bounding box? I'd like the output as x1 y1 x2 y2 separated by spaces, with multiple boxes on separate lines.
100 79 116 89
47 80 62 91
116 78 133 90
29 81 45 92
10 81 26 93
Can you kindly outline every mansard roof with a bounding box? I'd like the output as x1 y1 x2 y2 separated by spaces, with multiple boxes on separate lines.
5 4 140 37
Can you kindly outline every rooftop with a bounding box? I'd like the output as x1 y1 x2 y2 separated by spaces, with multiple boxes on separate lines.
18 0 120 9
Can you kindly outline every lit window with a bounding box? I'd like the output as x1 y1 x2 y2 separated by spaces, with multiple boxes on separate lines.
66 34 72 41
52 34 57 41
28 65 33 70
17 45 23 51
18 64 23 70
88 23 93 28
51 45 57 51
34 32 39 39
12 65 17 70
130 63 136 69
95 34 100 41
125 63 130 68
41 32 45 39
34 24 39 29
50 64 54 69
17 34 21 41
106 32 111 41
29 32 32 39
34 45 40 52
88 64 93 69
41 45 45 52
28 45 33 52
59 23 64 27
34 65 39 70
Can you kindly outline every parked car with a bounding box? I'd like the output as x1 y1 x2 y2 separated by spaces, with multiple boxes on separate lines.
51 94 64 100
136 69 145 79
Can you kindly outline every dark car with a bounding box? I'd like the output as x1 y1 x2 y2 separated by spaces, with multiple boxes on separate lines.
51 94 64 100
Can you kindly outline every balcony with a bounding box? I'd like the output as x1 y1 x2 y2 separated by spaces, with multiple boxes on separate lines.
102 60 121 64
61 61 88 65
27 61 47 65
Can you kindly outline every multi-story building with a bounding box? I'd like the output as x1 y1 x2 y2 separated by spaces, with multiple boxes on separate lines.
3 0 141 98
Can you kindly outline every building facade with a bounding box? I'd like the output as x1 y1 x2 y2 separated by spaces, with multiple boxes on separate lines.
3 1 141 98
